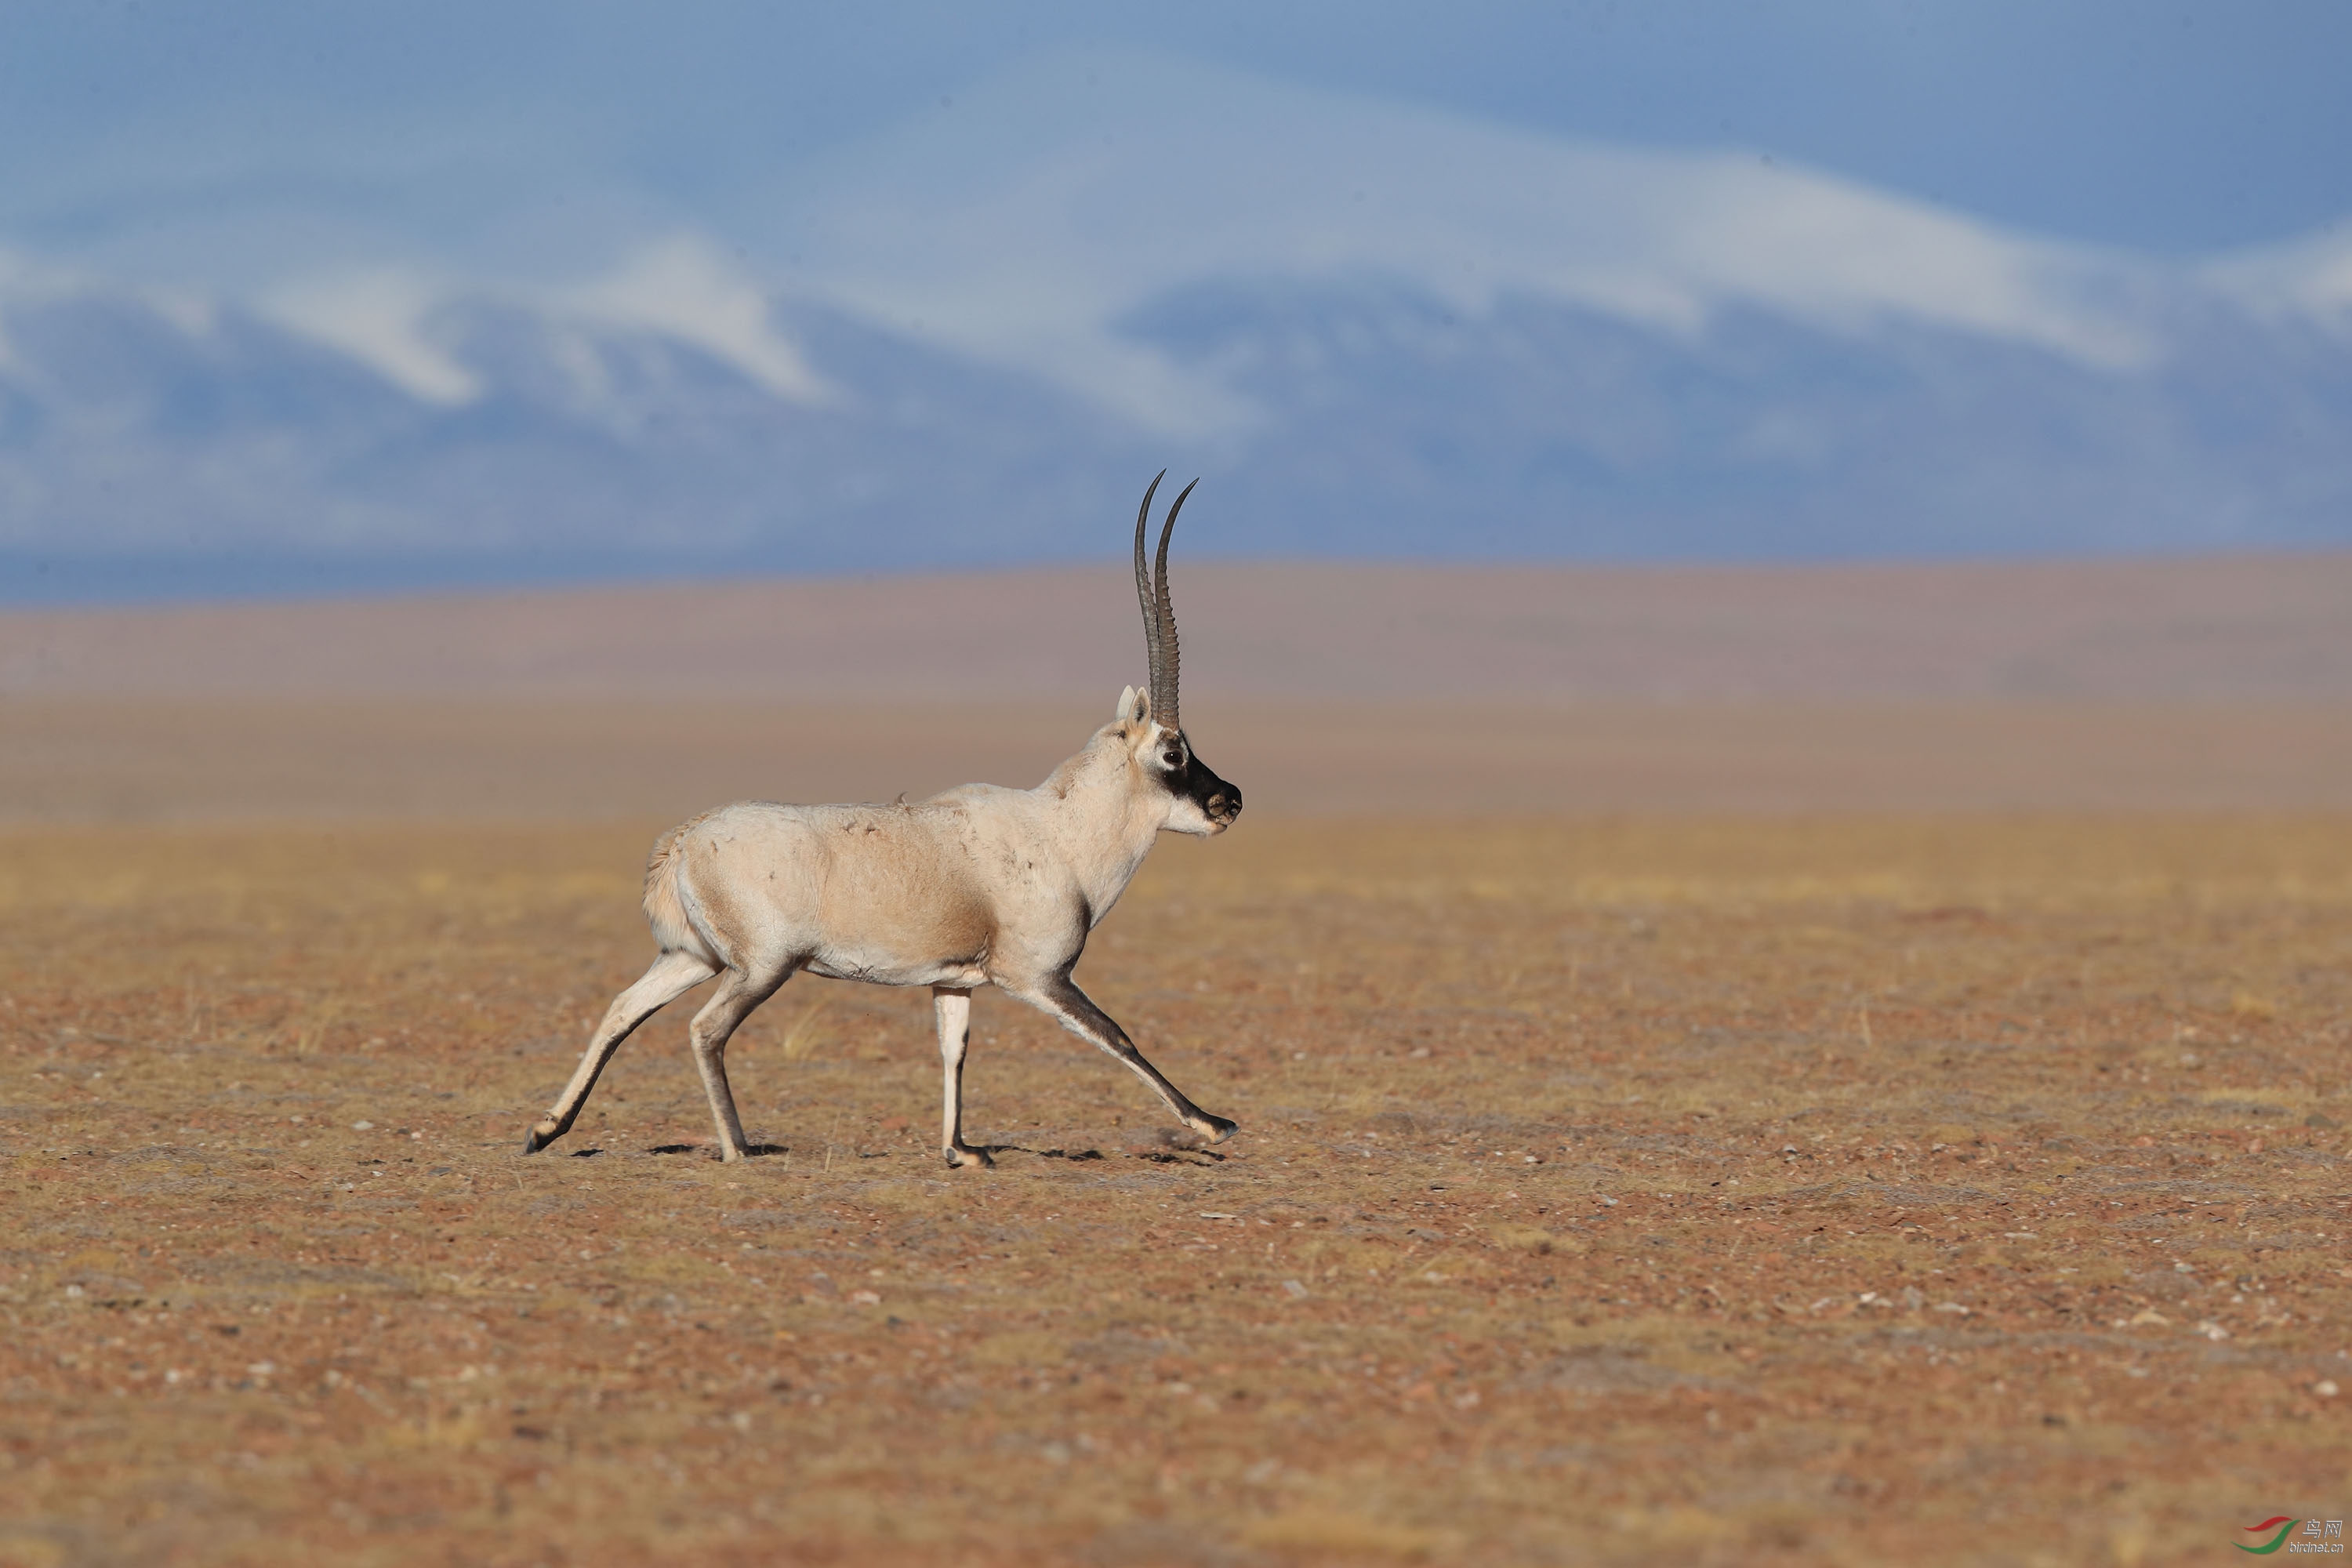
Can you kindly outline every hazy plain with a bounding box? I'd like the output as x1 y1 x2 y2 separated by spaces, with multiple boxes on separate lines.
5 555 2351 822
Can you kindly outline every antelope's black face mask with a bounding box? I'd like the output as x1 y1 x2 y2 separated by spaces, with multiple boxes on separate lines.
1152 729 1240 835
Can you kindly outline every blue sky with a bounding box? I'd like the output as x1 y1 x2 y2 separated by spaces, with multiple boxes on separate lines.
5 0 2347 279
2 2 2349 595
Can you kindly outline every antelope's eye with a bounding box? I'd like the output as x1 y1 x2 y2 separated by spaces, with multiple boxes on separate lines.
1161 749 1185 769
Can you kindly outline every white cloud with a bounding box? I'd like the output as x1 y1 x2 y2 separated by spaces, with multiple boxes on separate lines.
2203 224 2352 329
566 235 832 405
260 268 478 405
0 248 46 372
251 239 833 408
0 245 220 376
768 48 2165 436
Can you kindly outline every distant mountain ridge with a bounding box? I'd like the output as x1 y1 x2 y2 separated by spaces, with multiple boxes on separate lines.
3 49 2350 600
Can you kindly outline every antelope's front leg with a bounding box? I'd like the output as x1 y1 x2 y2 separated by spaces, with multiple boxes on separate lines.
1018 973 1236 1146
933 986 992 1169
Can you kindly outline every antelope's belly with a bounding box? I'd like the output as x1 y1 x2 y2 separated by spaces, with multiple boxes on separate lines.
802 948 990 989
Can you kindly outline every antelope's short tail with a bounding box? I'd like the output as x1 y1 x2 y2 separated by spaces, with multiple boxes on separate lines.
642 814 717 960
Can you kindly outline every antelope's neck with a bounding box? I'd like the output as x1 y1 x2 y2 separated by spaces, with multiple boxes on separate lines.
1042 742 1165 925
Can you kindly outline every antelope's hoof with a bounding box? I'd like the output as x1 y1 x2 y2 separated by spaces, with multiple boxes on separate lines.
943 1145 994 1170
1195 1116 1239 1146
522 1120 561 1155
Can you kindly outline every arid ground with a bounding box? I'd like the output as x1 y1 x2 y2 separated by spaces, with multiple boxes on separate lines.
3 559 2349 1563
3 815 2347 1566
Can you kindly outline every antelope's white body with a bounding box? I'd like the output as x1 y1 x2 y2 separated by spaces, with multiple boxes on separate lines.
523 477 1241 1167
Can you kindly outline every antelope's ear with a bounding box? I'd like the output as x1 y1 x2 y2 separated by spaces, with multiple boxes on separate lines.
1115 685 1152 728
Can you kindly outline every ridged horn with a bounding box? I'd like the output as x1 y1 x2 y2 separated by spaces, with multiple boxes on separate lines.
1133 470 1167 720
1152 477 1198 733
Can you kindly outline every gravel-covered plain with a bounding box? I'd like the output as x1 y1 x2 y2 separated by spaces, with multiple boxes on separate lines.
2 817 2347 1566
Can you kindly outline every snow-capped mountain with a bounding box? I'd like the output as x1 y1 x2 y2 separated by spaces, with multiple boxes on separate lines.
2 49 2348 600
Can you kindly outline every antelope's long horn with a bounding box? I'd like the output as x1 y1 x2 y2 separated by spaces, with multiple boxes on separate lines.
1153 478 1198 734
1133 470 1167 715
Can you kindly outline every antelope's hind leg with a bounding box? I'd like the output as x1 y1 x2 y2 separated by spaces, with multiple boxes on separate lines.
688 964 793 1163
933 986 991 1169
525 949 717 1154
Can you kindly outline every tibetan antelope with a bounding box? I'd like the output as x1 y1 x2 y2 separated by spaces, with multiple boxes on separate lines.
522 474 1242 1166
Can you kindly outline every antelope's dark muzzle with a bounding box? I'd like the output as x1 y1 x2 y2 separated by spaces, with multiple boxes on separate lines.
1192 759 1241 829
